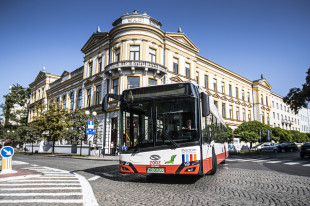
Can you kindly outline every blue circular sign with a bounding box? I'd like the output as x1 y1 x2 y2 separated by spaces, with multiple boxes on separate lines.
0 146 14 158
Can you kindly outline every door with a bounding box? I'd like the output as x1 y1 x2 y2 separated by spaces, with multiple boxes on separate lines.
111 118 118 154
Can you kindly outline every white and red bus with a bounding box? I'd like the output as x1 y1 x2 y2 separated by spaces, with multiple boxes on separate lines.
103 82 228 175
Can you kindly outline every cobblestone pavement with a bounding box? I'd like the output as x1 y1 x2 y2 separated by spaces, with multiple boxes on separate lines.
91 164 310 206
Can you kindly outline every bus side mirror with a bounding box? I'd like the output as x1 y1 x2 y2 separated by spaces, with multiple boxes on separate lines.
201 92 210 117
102 94 121 113
102 94 109 113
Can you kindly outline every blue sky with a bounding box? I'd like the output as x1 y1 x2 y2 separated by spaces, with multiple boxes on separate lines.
0 0 309 114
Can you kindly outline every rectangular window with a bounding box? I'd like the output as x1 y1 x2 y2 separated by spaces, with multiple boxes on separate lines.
96 85 101 105
130 45 140 60
276 103 279 109
98 57 102 72
247 92 250 102
261 94 264 105
87 89 91 107
229 105 233 119
229 85 232 96
113 79 119 95
280 104 282 110
236 107 240 120
214 100 218 108
267 113 270 125
262 112 265 124
222 103 226 118
196 72 199 84
148 78 156 86
213 79 217 92
116 49 120 62
273 112 275 119
221 82 225 93
173 58 178 73
149 48 156 63
242 108 245 121
272 101 274 107
185 63 190 78
248 110 251 121
128 76 140 89
277 113 279 120
204 75 208 88
266 96 268 106
235 87 239 99
242 90 245 100
89 62 93 77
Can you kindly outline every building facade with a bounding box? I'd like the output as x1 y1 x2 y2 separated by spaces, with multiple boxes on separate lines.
28 11 305 154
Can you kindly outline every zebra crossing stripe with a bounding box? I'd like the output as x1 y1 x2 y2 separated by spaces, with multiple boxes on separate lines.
0 199 83 204
0 187 82 191
0 192 82 196
0 183 80 186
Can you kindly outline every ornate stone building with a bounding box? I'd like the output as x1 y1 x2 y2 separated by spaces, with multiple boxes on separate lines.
28 10 301 154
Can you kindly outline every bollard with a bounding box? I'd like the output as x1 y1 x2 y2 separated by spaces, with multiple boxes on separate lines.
0 146 16 174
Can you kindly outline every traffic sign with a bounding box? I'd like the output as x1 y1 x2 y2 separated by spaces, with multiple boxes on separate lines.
0 146 14 158
267 129 272 134
88 119 94 129
86 128 95 135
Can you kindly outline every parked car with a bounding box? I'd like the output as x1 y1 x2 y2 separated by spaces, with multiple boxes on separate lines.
300 142 310 158
287 142 299 151
277 143 289 153
260 143 279 153
250 143 264 152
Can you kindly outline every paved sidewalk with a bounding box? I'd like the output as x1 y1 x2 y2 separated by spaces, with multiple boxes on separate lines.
0 168 41 181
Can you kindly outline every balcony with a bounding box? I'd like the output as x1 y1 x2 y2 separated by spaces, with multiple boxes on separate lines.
105 60 167 76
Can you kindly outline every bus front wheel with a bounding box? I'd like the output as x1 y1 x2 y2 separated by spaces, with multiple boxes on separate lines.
208 149 217 175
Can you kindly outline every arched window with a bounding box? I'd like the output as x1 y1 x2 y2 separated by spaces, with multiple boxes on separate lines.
77 90 82 108
70 92 74 111
63 95 66 108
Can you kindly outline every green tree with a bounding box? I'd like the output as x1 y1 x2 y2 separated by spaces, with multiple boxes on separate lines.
239 131 259 148
234 121 271 142
284 67 310 114
1 84 30 146
226 125 233 142
35 102 70 154
62 108 98 156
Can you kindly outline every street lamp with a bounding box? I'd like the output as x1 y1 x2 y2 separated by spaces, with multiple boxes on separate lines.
85 110 97 156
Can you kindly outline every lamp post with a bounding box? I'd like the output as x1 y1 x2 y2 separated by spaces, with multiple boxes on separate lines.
85 110 97 156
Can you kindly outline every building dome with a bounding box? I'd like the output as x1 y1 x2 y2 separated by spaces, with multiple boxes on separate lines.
112 10 162 29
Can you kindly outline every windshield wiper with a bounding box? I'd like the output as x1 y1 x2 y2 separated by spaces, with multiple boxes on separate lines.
154 122 178 148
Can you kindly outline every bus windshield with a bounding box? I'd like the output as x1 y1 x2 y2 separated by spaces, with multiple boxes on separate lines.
120 96 199 151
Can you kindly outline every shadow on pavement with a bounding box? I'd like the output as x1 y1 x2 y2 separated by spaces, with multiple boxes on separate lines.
71 165 202 185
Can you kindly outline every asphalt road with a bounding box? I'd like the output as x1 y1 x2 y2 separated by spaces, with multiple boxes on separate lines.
5 152 310 205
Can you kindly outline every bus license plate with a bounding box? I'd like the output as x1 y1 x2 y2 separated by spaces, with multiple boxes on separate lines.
147 168 165 173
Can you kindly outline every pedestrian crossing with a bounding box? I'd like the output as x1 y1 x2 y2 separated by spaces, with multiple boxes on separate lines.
0 164 98 205
226 157 310 167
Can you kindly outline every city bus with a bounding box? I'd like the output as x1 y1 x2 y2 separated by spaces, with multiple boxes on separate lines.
103 82 228 175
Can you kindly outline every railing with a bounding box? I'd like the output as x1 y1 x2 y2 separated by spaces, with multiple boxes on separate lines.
105 60 167 74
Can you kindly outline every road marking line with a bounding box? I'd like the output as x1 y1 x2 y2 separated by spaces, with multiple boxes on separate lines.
0 199 83 204
284 162 300 165
252 160 267 162
0 187 82 191
88 175 100 181
265 161 282 164
0 183 80 186
303 164 310 167
9 179 79 182
37 176 77 179
12 161 29 165
74 173 99 206
0 192 82 196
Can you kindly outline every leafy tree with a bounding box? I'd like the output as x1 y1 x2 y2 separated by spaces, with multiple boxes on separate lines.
238 131 259 148
62 108 98 156
0 84 30 148
34 102 70 154
234 121 271 142
226 125 233 142
284 67 310 114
